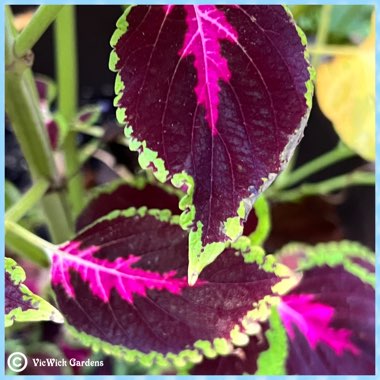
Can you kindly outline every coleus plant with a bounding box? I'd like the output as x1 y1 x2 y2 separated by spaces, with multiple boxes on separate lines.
191 241 375 375
4 4 375 376
35 75 103 151
109 4 314 282
7 178 374 374
51 176 374 374
5 257 63 327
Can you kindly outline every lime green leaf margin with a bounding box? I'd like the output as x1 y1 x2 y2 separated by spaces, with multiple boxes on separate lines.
249 195 271 246
62 206 296 369
75 174 183 226
5 257 63 328
254 240 375 374
277 240 375 287
256 308 287 375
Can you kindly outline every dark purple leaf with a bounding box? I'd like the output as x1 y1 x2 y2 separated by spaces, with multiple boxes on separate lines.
35 75 56 105
282 265 375 375
76 177 260 237
46 119 59 150
242 211 258 236
189 242 375 374
35 76 64 150
5 257 63 327
76 104 103 126
60 343 92 375
76 178 181 231
5 270 32 315
51 208 286 367
265 196 344 252
275 242 375 375
110 5 314 279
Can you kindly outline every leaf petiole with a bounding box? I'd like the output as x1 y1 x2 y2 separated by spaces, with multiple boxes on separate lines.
5 221 52 267
273 142 355 191
72 123 130 147
14 5 64 58
268 171 375 202
309 45 366 57
5 178 50 223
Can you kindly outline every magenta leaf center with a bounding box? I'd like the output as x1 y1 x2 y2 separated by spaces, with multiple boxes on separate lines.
279 294 360 356
52 241 189 303
175 5 238 135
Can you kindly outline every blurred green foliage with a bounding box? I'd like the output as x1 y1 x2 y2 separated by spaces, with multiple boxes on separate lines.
290 5 373 43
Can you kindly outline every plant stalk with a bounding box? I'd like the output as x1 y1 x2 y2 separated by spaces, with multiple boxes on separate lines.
5 232 49 267
309 45 363 57
312 5 333 67
5 221 54 265
5 5 73 242
54 5 84 216
14 5 64 58
269 171 375 202
274 143 355 190
5 178 50 223
73 124 130 147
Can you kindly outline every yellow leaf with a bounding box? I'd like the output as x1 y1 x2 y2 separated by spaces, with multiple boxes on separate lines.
316 12 375 161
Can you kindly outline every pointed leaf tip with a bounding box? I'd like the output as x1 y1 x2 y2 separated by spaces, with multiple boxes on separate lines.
111 5 313 273
52 210 281 363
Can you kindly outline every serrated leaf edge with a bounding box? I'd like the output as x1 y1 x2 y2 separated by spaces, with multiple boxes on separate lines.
60 206 292 368
74 175 183 229
5 257 64 327
277 240 375 288
109 5 314 281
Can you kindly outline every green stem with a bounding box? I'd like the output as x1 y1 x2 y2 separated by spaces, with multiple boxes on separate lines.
5 6 73 242
274 143 355 190
73 124 130 147
309 44 362 57
5 178 49 223
77 139 101 167
6 8 54 180
5 220 57 261
5 221 50 267
270 149 298 191
41 191 74 241
54 6 84 216
269 171 375 202
73 124 105 138
312 5 333 67
14 5 63 58
5 6 15 68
